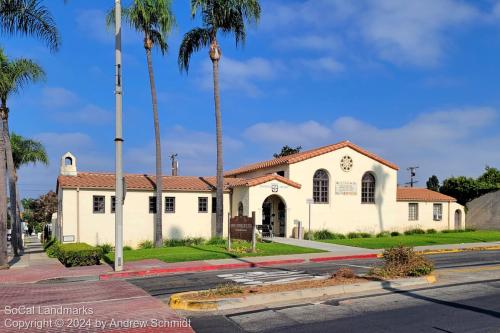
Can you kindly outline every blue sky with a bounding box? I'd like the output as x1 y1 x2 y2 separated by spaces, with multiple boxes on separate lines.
4 0 500 197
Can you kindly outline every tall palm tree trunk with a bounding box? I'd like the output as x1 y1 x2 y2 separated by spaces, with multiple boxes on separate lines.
211 43 224 237
0 121 9 268
0 106 18 256
145 42 163 247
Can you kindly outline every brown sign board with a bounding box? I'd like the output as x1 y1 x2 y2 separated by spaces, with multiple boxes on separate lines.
230 215 255 242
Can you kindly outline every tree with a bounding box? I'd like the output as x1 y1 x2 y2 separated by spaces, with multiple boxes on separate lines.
0 49 45 256
426 175 440 192
0 0 60 52
477 166 500 187
179 0 261 237
21 190 56 233
273 145 301 158
108 0 175 247
440 176 479 206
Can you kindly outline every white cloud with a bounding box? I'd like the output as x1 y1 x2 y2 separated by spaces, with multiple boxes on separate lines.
125 126 244 176
360 0 478 66
54 104 113 125
244 121 332 147
75 9 113 43
42 87 112 125
297 57 344 74
42 87 79 108
199 57 285 97
263 0 481 67
274 35 341 52
241 107 500 182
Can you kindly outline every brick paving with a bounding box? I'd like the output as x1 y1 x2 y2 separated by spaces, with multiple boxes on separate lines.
0 280 194 332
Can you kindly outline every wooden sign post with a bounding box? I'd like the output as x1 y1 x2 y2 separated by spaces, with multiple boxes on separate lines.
229 211 256 253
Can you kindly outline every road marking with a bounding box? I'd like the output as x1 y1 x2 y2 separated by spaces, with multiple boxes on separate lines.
217 270 327 285
341 264 373 269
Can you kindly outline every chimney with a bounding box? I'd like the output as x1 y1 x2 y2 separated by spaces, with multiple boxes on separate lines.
60 152 77 176
170 153 178 176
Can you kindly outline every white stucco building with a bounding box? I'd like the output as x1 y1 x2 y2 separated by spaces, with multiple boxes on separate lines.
55 141 464 247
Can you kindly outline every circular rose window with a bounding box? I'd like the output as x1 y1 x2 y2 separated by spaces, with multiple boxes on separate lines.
340 155 353 172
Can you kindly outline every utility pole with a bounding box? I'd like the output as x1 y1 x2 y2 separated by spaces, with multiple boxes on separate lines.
406 166 419 188
170 153 178 176
114 0 124 272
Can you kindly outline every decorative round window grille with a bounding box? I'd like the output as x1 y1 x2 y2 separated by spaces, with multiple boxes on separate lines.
340 155 353 172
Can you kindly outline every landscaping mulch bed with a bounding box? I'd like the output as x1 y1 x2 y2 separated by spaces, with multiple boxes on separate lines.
189 275 372 301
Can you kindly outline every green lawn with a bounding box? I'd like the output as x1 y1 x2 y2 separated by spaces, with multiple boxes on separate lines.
105 242 324 263
320 231 500 249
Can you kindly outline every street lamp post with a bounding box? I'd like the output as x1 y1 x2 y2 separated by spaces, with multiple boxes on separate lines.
114 0 124 272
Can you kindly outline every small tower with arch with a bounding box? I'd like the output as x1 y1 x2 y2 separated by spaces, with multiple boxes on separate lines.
60 152 77 176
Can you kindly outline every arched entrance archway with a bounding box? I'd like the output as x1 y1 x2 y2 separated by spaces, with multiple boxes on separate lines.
262 195 286 237
454 209 462 230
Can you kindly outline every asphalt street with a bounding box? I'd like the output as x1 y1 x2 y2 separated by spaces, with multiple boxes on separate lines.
129 250 500 299
128 250 500 333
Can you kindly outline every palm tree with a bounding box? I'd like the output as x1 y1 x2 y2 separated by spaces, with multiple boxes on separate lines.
11 133 48 170
0 49 45 257
11 133 48 234
178 0 261 237
108 0 175 247
0 0 60 51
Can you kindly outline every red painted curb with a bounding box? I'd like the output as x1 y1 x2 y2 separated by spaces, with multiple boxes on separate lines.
309 253 378 262
99 255 378 280
99 259 306 280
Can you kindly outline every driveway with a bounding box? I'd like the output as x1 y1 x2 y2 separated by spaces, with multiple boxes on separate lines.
271 237 380 254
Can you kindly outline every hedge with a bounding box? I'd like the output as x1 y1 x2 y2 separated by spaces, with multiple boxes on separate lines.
56 243 103 267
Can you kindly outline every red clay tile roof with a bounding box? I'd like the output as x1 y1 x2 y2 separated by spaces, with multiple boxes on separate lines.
225 140 399 177
397 187 457 202
57 172 241 192
230 174 301 189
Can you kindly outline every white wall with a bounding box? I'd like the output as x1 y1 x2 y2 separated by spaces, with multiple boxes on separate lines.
59 188 230 248
395 201 465 231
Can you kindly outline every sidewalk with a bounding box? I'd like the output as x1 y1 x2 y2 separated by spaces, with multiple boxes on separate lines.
2 239 500 284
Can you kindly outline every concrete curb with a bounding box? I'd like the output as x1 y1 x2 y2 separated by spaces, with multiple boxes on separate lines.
99 254 378 280
415 245 500 256
169 275 437 311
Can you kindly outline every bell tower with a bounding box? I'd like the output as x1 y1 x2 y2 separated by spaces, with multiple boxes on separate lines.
60 152 77 176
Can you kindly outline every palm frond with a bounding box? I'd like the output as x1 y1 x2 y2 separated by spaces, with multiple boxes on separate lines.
10 132 49 169
178 27 211 72
0 50 45 102
0 0 61 52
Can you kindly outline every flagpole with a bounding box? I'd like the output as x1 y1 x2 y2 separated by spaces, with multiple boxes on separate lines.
114 0 124 272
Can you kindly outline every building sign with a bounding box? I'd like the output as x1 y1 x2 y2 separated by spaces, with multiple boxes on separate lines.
259 183 288 193
230 215 255 242
335 181 357 195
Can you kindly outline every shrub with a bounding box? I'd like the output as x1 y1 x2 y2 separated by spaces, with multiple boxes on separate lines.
426 229 437 234
163 237 206 247
123 245 133 251
205 237 226 246
390 231 400 237
56 243 103 267
138 240 154 249
404 228 425 235
313 229 335 240
44 239 60 258
333 267 355 279
464 228 476 232
371 245 434 278
348 232 372 239
97 243 113 254
303 230 314 240
376 231 391 238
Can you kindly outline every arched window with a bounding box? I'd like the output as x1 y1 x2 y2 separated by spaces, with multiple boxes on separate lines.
361 172 375 203
313 170 329 203
65 157 73 166
238 202 244 216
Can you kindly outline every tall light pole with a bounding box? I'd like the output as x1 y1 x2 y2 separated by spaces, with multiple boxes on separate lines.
114 0 124 272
